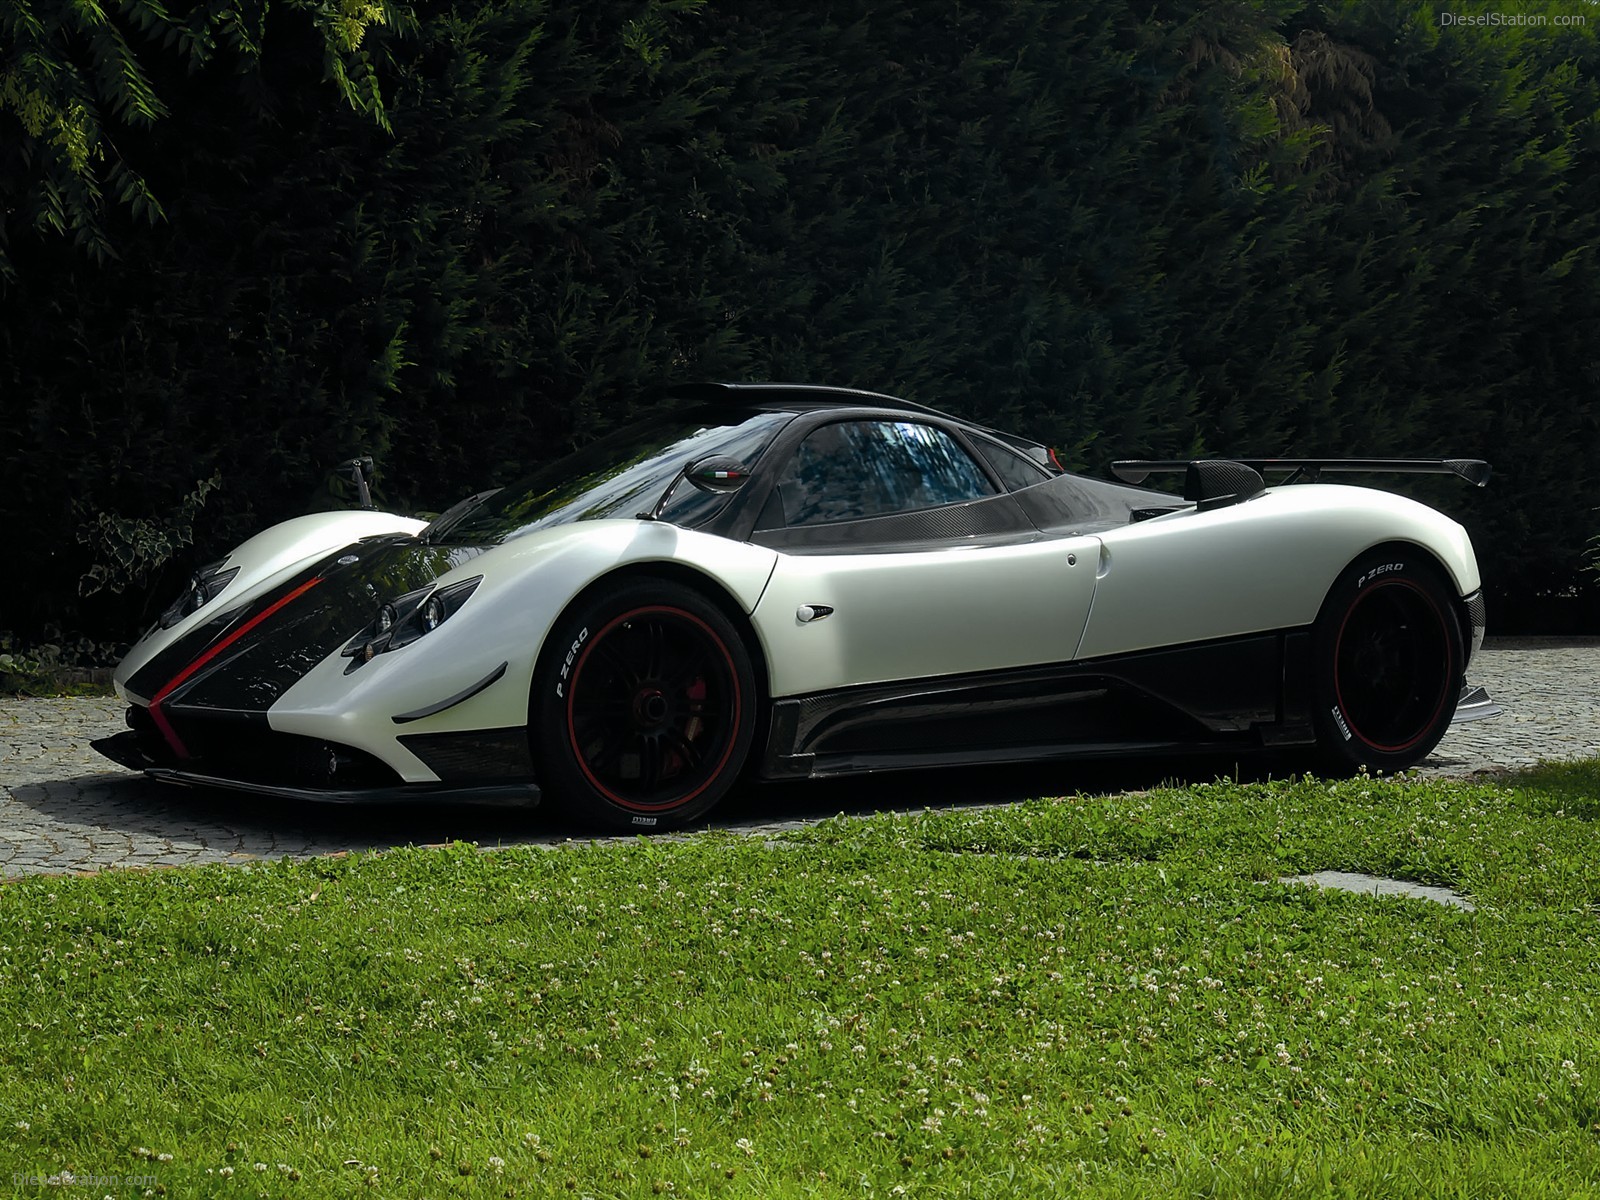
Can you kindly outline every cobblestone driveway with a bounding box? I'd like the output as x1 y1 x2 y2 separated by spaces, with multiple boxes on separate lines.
3 637 1597 879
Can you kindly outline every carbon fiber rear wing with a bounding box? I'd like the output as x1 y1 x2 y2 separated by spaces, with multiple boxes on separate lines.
1111 458 1492 488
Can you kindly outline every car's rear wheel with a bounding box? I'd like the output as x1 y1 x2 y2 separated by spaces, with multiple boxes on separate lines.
1311 548 1463 773
532 579 758 831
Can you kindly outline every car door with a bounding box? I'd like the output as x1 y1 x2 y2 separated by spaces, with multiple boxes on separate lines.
748 417 1102 698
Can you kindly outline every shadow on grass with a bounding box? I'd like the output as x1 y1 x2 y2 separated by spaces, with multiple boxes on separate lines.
1502 759 1600 820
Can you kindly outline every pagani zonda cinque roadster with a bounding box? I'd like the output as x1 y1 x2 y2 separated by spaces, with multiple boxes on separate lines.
95 382 1500 830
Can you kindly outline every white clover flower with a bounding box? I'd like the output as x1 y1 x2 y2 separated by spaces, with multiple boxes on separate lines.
735 1138 754 1156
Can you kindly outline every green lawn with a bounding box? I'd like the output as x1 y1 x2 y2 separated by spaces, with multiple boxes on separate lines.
3 765 1599 1197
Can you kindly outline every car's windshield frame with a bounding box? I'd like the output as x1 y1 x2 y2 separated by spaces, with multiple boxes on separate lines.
423 407 796 546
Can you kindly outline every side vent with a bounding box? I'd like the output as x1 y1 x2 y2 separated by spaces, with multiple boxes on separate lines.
1184 460 1266 512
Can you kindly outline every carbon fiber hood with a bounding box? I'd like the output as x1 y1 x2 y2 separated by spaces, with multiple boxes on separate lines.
126 536 483 715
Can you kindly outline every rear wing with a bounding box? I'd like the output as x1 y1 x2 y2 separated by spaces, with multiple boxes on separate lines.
1111 458 1491 488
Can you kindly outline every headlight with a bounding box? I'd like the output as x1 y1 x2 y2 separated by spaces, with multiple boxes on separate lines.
159 561 241 629
421 593 446 632
341 576 482 664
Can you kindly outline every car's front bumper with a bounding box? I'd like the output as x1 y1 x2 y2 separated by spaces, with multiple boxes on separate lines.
91 725 541 808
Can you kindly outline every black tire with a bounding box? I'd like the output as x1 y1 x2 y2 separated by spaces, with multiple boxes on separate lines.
1311 548 1464 774
532 578 758 831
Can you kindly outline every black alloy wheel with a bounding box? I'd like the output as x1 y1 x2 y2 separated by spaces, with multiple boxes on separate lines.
533 578 758 831
1311 548 1463 773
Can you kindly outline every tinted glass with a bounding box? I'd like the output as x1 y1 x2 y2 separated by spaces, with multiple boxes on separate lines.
971 434 1052 490
776 420 998 527
426 409 793 545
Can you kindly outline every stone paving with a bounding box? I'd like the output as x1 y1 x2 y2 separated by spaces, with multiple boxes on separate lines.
3 636 1597 880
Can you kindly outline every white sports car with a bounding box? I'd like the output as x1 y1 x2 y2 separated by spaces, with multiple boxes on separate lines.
95 383 1499 830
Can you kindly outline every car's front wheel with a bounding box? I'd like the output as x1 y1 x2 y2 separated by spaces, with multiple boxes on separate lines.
1311 548 1463 774
532 578 758 831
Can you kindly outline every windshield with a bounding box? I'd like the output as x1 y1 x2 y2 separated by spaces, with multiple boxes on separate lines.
425 408 794 545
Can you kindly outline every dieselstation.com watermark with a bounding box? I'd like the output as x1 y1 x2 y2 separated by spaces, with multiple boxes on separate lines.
1439 9 1588 26
12 1171 160 1191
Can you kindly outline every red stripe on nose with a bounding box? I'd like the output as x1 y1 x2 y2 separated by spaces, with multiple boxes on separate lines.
148 577 324 760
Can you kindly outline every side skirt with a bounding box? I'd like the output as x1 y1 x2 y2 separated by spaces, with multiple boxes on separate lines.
760 630 1316 780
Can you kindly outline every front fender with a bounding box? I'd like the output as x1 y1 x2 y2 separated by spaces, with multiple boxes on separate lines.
266 521 779 781
115 510 426 699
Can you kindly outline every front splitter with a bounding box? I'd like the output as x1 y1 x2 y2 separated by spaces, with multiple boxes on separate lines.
143 767 541 808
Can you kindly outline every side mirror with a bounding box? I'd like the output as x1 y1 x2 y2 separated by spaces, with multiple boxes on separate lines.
684 456 752 494
638 456 751 522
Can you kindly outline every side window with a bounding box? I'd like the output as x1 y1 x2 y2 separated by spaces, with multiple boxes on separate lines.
774 420 998 527
971 435 1052 491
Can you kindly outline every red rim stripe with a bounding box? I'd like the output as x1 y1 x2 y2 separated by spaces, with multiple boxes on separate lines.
1333 578 1453 754
148 577 324 760
566 606 742 814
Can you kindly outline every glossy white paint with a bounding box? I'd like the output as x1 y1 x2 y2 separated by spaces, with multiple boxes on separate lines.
751 535 1102 696
267 520 778 780
114 510 425 702
114 477 1483 789
1075 484 1480 660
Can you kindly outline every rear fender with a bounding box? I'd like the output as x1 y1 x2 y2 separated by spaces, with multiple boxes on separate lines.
1078 485 1480 660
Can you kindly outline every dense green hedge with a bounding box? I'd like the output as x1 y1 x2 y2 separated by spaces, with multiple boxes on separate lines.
1 0 1595 644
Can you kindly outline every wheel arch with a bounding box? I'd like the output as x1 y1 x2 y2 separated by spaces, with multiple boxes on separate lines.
1323 537 1473 644
528 561 774 708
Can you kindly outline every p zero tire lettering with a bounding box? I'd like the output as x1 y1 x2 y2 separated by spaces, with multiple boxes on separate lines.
554 627 588 699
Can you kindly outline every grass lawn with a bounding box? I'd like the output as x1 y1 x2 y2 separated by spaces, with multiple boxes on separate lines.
3 764 1599 1197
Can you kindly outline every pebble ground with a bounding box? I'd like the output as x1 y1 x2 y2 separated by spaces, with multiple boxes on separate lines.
3 637 1596 880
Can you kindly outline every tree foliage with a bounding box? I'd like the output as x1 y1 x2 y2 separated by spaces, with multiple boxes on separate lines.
0 0 408 278
0 0 1594 642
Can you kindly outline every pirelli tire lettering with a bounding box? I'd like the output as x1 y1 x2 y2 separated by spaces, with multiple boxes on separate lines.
1330 706 1354 742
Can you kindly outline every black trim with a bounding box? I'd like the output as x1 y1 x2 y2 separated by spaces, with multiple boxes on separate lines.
683 398 1073 544
1464 590 1487 663
1012 472 1184 536
669 382 974 423
391 662 509 724
750 491 1037 553
808 738 1245 778
92 731 158 772
143 768 540 808
397 726 537 782
1186 460 1267 511
758 630 1319 781
1113 458 1492 488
